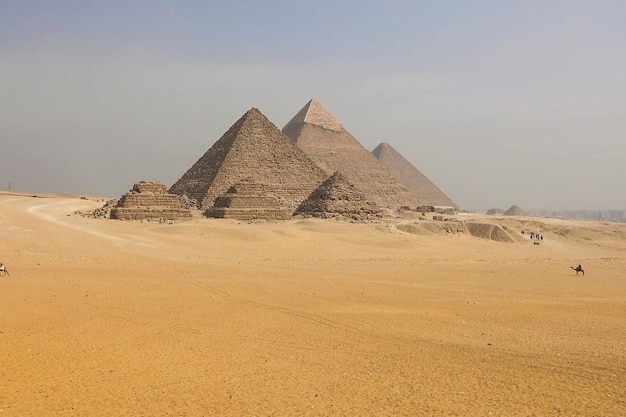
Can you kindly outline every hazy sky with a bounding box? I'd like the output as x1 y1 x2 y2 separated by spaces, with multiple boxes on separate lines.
1 1 625 210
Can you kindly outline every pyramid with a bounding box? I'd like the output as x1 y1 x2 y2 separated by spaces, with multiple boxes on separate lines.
295 172 380 220
282 99 419 209
205 178 291 220
504 205 524 216
169 108 327 211
372 142 458 209
283 98 343 133
110 181 192 221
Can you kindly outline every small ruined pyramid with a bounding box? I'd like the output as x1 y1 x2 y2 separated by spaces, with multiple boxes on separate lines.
372 142 458 209
283 99 419 209
205 178 291 220
295 172 380 220
169 108 327 211
111 181 192 221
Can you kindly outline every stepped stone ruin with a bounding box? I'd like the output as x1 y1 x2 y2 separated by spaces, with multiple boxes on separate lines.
169 108 327 212
295 172 381 221
282 99 419 209
110 181 192 221
205 178 291 220
372 142 458 210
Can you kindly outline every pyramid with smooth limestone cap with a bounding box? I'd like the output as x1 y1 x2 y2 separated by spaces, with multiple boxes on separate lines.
282 99 419 209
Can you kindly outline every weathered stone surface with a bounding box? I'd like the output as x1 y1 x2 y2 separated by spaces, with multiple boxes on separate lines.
416 205 458 215
372 142 458 210
205 179 291 220
110 207 193 221
116 193 182 208
132 181 167 193
178 195 199 210
79 199 118 219
206 208 291 220
295 172 381 221
283 99 419 209
169 108 327 211
111 181 192 221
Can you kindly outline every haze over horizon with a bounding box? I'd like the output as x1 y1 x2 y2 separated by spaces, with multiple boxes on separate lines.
1 1 625 211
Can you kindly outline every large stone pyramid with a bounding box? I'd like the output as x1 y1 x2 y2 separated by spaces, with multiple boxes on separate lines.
372 142 458 209
282 99 419 209
169 108 327 211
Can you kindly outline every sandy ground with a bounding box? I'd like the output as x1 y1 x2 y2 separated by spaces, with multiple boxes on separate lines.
0 193 624 416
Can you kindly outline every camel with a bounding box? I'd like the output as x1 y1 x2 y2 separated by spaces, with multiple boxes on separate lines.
0 265 9 277
570 265 584 276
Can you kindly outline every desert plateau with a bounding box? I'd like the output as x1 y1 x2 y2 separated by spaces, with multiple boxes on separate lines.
0 191 624 416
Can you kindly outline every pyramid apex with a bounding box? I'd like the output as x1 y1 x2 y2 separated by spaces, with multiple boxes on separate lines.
237 107 277 129
372 142 394 158
284 99 343 132
244 107 264 118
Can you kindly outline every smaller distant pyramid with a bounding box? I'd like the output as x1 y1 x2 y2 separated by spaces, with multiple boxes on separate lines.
205 178 291 220
372 143 458 209
295 172 380 221
111 181 192 221
504 205 524 216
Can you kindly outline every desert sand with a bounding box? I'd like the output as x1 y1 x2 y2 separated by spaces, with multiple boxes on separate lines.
0 192 624 416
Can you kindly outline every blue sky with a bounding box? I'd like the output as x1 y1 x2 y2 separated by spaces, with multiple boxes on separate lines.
1 1 625 210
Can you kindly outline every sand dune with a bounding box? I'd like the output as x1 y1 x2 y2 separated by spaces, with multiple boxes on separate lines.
1 193 625 416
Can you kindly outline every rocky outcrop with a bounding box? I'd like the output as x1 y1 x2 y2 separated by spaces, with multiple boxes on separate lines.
205 179 291 220
295 172 381 221
110 181 192 221
82 199 118 219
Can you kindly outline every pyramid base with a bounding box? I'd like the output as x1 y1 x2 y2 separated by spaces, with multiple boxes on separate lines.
205 208 291 221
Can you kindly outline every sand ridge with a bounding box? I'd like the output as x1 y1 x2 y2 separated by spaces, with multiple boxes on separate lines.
0 193 625 416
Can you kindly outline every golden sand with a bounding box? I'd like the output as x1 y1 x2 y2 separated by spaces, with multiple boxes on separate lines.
0 193 624 416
